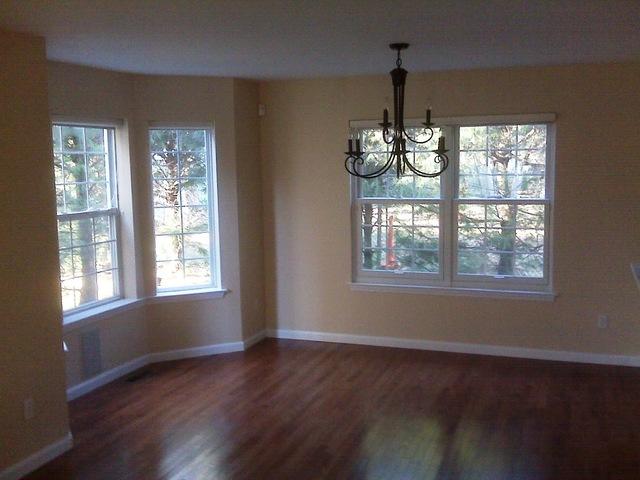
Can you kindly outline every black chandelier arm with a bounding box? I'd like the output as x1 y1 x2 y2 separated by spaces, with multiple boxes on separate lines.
344 152 397 179
382 127 397 145
401 126 435 145
403 152 450 178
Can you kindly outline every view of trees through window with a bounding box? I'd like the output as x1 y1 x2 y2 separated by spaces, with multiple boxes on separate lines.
358 127 443 274
52 125 119 311
150 128 214 289
355 122 549 283
457 125 547 278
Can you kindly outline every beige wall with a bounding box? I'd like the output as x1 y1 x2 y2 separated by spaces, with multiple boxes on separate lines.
131 74 246 351
47 62 150 387
234 79 266 339
260 63 640 355
0 31 70 470
46 63 264 389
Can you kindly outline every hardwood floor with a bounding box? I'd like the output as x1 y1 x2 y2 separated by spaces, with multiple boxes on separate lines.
26 338 640 479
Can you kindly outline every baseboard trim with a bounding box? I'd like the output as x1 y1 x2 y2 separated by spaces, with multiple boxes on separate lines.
0 432 73 480
66 331 267 401
243 330 267 349
147 341 245 363
67 355 149 401
266 328 640 367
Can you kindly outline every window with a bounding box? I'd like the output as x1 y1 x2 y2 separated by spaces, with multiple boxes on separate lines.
149 128 218 291
352 117 554 295
52 124 120 312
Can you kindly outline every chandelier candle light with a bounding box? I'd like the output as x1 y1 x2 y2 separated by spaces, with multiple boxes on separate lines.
344 43 449 179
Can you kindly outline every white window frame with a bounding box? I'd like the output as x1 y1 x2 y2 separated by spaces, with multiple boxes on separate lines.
350 114 556 298
148 124 221 293
53 121 123 314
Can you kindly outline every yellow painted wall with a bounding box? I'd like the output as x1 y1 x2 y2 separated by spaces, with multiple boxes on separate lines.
0 30 70 470
234 79 266 339
259 63 640 355
47 61 150 388
46 63 265 387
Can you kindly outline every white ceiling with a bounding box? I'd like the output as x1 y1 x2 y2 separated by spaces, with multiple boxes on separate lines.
1 0 639 79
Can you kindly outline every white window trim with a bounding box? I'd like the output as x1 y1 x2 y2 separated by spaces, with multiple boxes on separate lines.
53 121 124 314
350 113 556 299
148 124 222 294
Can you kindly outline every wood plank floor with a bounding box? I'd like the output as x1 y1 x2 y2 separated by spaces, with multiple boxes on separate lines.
26 338 640 479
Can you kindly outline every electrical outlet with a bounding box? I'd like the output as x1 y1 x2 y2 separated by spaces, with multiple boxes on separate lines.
597 315 609 329
23 398 34 420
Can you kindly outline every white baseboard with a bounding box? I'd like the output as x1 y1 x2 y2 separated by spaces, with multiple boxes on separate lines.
266 328 640 367
147 341 244 363
66 331 268 401
0 432 73 480
243 330 267 349
67 355 150 401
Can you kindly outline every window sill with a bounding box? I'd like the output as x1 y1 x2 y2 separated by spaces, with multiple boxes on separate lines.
62 288 229 332
349 282 556 301
147 287 229 304
63 298 144 332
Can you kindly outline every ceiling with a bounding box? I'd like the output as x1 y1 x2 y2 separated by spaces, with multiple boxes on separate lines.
1 0 639 79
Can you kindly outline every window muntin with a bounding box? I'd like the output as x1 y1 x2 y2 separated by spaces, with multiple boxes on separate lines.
352 120 553 292
150 128 217 290
52 124 120 312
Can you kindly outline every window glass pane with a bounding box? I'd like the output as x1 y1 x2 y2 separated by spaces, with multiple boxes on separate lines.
64 184 88 212
457 203 545 278
181 179 208 206
52 125 61 150
184 233 210 259
358 127 443 199
152 152 178 179
71 218 94 246
60 126 85 151
150 128 214 289
57 220 72 249
182 206 209 233
62 154 86 183
95 243 114 270
97 270 116 300
85 128 106 152
360 203 439 273
156 234 182 261
179 129 206 151
93 215 112 242
87 154 107 181
153 178 179 206
458 124 547 199
180 152 207 178
52 125 119 312
154 207 182 234
156 260 184 289
150 129 177 151
87 182 108 209
185 258 210 285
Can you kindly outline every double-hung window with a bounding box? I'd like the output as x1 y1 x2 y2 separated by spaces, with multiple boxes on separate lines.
149 127 219 291
52 124 121 312
351 116 554 297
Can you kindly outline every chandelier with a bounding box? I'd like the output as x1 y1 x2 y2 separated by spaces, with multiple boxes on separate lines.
344 43 449 179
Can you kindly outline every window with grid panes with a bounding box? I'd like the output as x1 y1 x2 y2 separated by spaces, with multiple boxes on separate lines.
52 124 120 312
352 119 553 293
149 128 218 290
